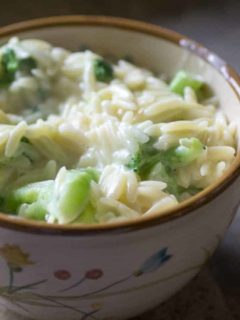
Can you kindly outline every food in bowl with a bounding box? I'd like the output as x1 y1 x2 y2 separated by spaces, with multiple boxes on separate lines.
0 37 236 224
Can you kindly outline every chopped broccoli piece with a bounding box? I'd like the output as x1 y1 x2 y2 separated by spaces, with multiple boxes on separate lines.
2 48 19 75
19 56 37 73
138 137 203 174
126 137 163 177
126 138 162 178
126 137 203 199
94 59 114 82
0 48 37 87
0 48 19 86
170 70 204 96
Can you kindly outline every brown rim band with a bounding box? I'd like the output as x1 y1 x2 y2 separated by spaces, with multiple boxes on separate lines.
0 15 240 235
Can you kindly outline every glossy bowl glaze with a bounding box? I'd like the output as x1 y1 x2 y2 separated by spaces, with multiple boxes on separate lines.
0 16 239 320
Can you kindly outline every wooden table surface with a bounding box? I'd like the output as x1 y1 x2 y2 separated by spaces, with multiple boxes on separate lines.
0 1 240 319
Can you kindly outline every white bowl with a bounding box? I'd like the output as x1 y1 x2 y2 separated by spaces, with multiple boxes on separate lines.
0 16 240 320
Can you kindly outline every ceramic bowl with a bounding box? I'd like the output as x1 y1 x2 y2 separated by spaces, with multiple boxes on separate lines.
0 16 240 320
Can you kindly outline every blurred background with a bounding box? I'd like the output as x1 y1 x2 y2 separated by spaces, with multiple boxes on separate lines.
0 0 240 72
1 1 240 318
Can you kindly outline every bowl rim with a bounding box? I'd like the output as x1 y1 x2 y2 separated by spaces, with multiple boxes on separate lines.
0 15 240 235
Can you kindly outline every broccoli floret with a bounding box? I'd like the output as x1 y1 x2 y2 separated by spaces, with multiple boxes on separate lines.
94 58 114 83
126 137 204 199
0 48 37 87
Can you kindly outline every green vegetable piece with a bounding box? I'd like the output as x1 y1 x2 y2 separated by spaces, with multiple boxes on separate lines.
73 204 96 224
94 59 114 82
170 71 204 96
126 138 161 177
165 138 203 168
52 170 94 224
0 48 19 86
127 137 203 177
18 201 47 221
2 48 19 75
0 49 36 87
5 180 53 213
19 57 37 73
126 137 203 199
